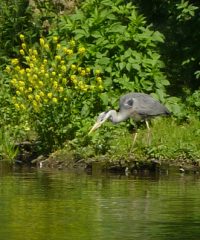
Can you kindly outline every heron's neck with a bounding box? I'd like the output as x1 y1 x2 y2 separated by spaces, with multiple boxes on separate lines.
107 110 129 123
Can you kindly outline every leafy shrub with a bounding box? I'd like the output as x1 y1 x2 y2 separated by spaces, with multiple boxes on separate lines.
51 0 169 108
186 89 200 118
0 0 40 65
7 35 104 151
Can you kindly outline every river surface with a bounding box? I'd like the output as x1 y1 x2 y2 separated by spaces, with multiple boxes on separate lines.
0 164 200 240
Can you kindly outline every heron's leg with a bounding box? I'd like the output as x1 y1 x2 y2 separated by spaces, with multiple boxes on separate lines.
133 132 138 145
145 120 151 145
129 130 138 153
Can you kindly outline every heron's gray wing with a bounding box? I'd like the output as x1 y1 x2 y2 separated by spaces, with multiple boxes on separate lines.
133 98 169 116
119 92 170 116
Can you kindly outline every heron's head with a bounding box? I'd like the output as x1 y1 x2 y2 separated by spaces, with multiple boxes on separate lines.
89 111 110 134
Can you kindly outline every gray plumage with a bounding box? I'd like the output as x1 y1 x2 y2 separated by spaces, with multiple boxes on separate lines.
89 92 170 136
119 92 170 121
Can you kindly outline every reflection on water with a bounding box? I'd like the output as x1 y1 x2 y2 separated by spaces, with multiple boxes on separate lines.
0 164 200 240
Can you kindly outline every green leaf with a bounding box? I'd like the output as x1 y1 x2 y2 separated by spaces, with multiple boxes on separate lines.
96 57 110 65
107 22 126 33
99 93 109 106
126 63 131 71
91 31 102 38
152 31 165 43
81 104 90 117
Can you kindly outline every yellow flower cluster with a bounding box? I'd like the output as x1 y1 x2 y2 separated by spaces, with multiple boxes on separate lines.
8 35 104 112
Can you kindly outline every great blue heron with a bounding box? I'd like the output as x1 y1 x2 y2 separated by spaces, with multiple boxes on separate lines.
89 92 170 144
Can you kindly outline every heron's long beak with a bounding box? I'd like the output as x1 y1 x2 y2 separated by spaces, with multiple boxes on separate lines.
88 121 102 134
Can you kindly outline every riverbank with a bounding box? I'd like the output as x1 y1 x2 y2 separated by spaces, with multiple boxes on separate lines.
13 117 200 174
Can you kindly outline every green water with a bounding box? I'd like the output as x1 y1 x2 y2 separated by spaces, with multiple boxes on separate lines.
0 166 200 240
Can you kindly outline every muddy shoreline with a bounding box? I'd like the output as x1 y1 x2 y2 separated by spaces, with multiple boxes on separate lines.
13 142 200 175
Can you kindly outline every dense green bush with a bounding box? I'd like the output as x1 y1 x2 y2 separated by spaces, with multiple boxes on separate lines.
7 35 105 152
131 0 200 94
51 0 170 109
1 0 199 161
0 0 36 65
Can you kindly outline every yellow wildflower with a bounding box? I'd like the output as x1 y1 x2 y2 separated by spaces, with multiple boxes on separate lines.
78 47 86 54
20 104 26 110
5 66 11 73
16 90 21 96
98 85 104 91
47 92 53 98
82 87 88 92
52 97 58 103
33 74 38 80
33 49 38 55
53 81 58 88
20 49 25 55
39 38 45 46
61 66 66 72
95 69 101 75
62 78 67 84
33 100 37 107
40 69 45 75
19 69 25 75
35 94 41 101
52 71 56 76
71 64 76 70
25 56 30 62
73 79 78 84
29 63 34 68
14 103 20 109
28 87 32 92
53 36 58 42
11 58 19 65
19 34 25 41
11 78 17 85
19 86 24 92
86 67 91 73
80 70 86 76
44 44 49 50
15 66 21 71
39 91 44 97
21 43 26 49
96 77 102 83
55 55 61 61
59 86 64 92
56 44 61 49
19 81 25 86
39 81 44 86
32 56 37 63
70 39 76 47
28 94 33 100
64 48 73 55
70 75 76 81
